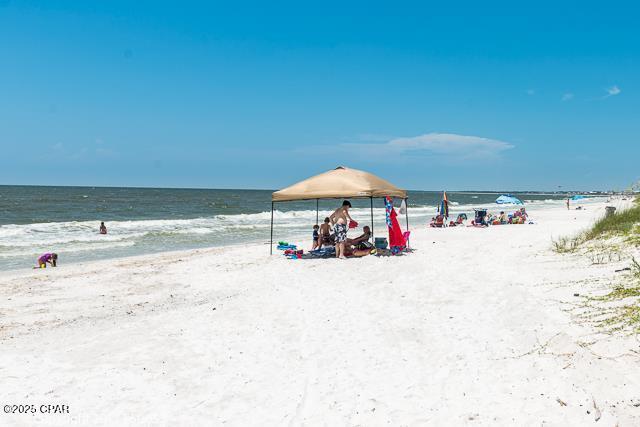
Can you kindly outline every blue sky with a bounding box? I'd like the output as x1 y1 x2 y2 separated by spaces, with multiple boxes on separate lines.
1 1 638 191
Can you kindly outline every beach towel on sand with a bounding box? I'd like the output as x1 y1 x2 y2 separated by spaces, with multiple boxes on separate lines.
309 247 336 258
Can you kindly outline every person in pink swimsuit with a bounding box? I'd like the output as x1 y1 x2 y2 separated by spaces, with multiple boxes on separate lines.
36 253 58 268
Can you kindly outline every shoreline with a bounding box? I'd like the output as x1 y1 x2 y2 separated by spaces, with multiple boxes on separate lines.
0 187 589 271
1 198 638 424
0 197 609 273
0 196 613 274
0 239 275 278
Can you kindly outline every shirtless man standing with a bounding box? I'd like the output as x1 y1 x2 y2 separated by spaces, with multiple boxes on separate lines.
330 200 353 226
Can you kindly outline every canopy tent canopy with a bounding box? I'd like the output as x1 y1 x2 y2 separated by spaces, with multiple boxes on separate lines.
272 166 407 202
495 194 524 205
269 166 408 254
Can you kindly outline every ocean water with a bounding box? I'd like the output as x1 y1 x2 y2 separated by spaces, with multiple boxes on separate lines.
0 185 572 271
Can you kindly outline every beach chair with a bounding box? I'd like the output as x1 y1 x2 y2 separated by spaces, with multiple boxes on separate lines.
403 231 411 249
473 209 488 227
450 213 467 227
430 214 445 228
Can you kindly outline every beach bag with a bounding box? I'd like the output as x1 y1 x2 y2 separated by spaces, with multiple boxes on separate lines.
399 199 407 215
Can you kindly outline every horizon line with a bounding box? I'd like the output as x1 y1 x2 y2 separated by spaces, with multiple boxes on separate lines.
0 183 624 194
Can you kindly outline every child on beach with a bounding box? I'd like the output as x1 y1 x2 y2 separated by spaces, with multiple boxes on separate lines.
36 253 57 268
311 224 320 250
99 222 107 234
318 217 333 247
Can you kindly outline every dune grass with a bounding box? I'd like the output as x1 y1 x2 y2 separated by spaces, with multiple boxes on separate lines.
552 236 581 253
591 258 640 333
556 199 640 334
553 198 640 253
582 199 640 241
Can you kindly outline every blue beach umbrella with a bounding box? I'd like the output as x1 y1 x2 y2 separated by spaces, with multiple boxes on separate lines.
495 194 524 205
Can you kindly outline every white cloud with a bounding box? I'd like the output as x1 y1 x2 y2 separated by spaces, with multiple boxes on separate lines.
562 93 574 101
604 85 621 98
342 132 514 159
47 140 117 159
353 133 395 142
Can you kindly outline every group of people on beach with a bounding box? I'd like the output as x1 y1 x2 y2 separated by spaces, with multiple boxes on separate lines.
484 208 528 225
34 221 108 268
430 207 529 228
310 200 373 259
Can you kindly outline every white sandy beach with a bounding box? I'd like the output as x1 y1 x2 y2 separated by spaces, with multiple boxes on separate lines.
1 199 639 426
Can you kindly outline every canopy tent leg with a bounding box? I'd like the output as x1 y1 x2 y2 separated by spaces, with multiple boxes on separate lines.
370 197 374 241
270 202 274 255
316 199 319 225
405 197 410 248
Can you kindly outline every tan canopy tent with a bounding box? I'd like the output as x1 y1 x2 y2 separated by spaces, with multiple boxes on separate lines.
272 166 407 201
270 166 409 254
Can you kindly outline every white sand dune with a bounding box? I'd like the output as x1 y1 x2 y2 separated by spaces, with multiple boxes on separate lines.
1 199 639 425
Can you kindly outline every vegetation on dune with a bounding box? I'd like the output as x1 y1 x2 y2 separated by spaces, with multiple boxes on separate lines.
583 198 640 242
552 236 581 253
555 197 640 334
590 259 640 333
553 197 640 253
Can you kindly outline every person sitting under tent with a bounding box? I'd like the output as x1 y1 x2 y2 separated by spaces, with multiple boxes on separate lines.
344 245 376 258
344 228 376 257
318 217 334 247
346 225 371 247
